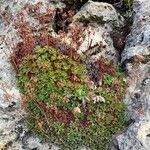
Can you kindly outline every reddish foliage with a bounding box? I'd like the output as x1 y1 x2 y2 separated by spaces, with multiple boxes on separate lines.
35 100 90 129
35 9 54 24
10 6 83 73
95 57 115 84
67 70 81 83
35 101 74 127
78 110 90 129
11 32 78 73
68 23 85 43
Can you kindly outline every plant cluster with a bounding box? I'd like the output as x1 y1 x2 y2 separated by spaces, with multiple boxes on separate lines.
17 46 126 149
7 2 127 149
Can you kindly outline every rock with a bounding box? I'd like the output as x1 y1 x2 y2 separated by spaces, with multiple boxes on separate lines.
73 1 124 27
24 137 51 150
124 63 150 123
117 121 150 150
114 0 150 149
121 0 150 65
71 1 126 64
113 63 150 150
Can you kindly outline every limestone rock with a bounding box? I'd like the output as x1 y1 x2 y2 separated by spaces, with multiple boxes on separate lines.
112 63 150 150
114 0 150 149
121 0 150 64
73 1 124 27
71 1 126 63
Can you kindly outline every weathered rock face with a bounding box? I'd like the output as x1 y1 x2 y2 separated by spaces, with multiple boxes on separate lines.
113 63 150 150
72 1 125 63
121 0 150 65
73 1 124 27
113 0 150 150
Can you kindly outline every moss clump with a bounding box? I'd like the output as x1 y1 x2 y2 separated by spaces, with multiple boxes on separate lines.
17 46 126 149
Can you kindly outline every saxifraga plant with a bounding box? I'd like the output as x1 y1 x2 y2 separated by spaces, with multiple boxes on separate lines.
16 45 126 150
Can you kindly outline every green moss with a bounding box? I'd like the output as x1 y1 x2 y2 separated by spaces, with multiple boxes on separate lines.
123 0 133 9
17 46 126 150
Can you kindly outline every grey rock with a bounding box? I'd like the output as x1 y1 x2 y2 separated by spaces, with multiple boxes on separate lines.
114 63 150 150
73 1 124 28
124 63 150 121
121 0 150 64
71 1 125 63
115 0 150 149
117 121 150 150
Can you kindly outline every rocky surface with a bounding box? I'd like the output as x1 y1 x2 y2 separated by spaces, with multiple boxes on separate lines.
72 1 125 63
121 0 150 64
113 0 150 150
0 0 150 150
112 63 150 150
